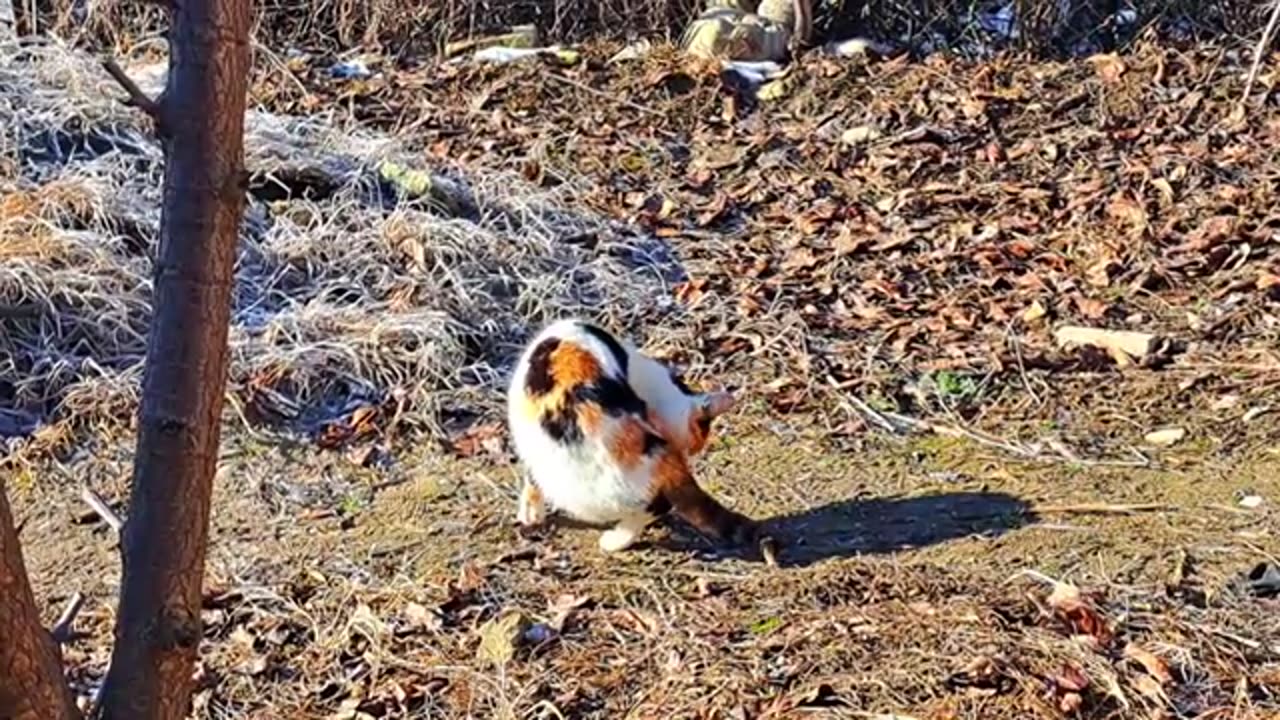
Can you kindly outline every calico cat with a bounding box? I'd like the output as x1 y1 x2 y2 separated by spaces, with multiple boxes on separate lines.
506 318 757 553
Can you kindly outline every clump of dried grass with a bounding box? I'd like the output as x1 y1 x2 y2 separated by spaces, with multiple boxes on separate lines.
0 39 691 448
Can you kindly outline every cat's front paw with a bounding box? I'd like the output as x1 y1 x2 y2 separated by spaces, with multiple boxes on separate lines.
516 479 546 527
598 526 642 553
516 499 546 527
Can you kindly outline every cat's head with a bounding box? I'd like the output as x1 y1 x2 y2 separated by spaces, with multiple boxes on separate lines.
684 389 735 455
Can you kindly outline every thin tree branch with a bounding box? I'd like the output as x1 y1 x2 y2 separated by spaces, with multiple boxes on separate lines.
101 57 163 122
1241 0 1280 109
79 487 124 535
50 592 85 644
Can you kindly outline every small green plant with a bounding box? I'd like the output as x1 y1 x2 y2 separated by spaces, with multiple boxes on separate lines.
338 492 366 517
748 616 784 635
866 391 897 412
930 370 980 402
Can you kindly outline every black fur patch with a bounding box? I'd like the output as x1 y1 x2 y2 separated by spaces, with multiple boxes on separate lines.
580 322 630 375
523 337 561 396
642 431 667 456
575 377 647 418
696 416 713 434
539 406 582 444
645 492 673 516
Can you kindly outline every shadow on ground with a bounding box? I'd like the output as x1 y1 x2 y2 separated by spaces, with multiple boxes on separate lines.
661 491 1036 568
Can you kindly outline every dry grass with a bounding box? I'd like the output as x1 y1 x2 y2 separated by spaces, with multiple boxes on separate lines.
0 39 689 450
18 422 1280 719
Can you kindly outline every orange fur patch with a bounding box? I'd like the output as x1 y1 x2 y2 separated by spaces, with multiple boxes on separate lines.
651 446 753 543
606 416 650 469
521 480 543 506
518 342 603 423
577 403 604 436
549 343 602 388
651 449 693 494
685 413 710 455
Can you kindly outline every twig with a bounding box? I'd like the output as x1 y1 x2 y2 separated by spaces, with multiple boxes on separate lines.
868 408 1152 468
1208 626 1262 650
0 303 42 320
1006 568 1063 587
826 376 902 434
80 487 124 534
1240 0 1280 109
1006 324 1041 406
101 56 163 121
545 72 664 117
1172 362 1280 373
1032 502 1175 515
50 592 85 644
884 409 1033 456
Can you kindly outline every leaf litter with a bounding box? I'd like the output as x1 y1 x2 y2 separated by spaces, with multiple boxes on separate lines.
3 31 1280 720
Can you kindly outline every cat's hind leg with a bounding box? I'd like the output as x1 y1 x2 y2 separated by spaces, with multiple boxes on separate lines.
516 475 546 526
598 511 654 553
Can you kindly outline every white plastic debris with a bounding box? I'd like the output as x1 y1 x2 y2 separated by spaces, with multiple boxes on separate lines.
722 60 783 84
329 59 372 79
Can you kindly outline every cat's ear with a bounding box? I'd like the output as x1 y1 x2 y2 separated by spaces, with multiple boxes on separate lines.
700 390 736 418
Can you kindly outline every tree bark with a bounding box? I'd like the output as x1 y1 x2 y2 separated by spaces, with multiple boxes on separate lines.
96 0 251 716
0 484 80 720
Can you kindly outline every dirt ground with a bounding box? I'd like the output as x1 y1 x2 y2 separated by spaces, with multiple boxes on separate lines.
4 35 1280 720
13 410 1280 718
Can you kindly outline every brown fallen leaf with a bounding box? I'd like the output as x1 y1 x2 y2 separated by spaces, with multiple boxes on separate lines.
673 277 707 305
1123 643 1173 685
1257 271 1280 292
1071 296 1111 321
401 601 443 633
317 405 382 449
448 421 505 459
609 607 659 636
781 247 819 272
547 593 593 631
1053 663 1090 692
1107 193 1149 235
1130 673 1169 706
1088 52 1127 83
457 562 485 592
943 655 1015 696
1042 578 1115 647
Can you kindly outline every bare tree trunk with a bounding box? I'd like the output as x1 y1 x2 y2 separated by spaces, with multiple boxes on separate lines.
0 485 80 720
96 0 251 716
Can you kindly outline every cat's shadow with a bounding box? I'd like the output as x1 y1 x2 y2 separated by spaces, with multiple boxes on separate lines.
655 490 1036 568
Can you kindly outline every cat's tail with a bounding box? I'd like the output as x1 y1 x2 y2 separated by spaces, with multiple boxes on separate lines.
653 453 757 548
